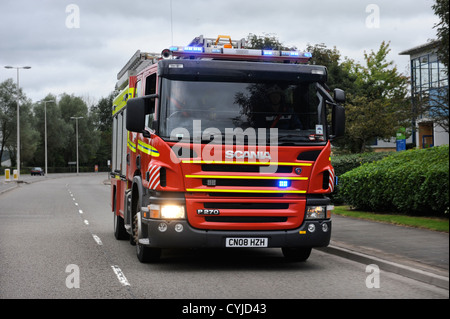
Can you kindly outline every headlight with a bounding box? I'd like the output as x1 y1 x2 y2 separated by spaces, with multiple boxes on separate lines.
161 205 185 219
149 204 185 219
305 205 333 219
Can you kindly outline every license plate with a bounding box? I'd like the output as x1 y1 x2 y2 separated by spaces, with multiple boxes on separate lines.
225 237 268 248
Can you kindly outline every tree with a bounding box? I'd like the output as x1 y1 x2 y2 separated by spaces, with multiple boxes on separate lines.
340 42 411 152
90 92 116 168
0 79 17 165
17 100 39 166
432 0 449 72
59 93 99 169
0 79 38 167
32 94 72 168
246 33 290 50
430 0 449 133
306 43 357 93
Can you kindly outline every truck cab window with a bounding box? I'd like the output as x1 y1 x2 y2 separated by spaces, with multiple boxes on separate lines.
135 80 142 98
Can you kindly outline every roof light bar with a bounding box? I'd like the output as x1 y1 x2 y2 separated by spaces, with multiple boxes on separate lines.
166 35 313 63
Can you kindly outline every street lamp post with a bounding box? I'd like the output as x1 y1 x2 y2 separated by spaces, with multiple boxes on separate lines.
39 100 55 175
70 116 84 175
4 66 31 180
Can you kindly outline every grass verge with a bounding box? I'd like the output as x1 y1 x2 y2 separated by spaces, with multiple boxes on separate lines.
333 206 449 233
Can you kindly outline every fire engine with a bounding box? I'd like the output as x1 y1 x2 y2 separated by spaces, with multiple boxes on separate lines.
111 35 345 262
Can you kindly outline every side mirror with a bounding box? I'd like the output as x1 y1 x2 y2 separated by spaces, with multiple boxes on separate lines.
330 104 345 140
126 97 146 133
126 94 158 133
334 88 345 104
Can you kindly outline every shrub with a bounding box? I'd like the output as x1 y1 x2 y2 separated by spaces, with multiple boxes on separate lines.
339 145 449 217
330 152 391 204
331 152 391 176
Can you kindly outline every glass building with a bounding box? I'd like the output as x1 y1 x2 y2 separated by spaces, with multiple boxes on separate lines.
400 40 449 149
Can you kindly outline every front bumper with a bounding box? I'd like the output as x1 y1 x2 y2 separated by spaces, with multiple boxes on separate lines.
140 218 331 249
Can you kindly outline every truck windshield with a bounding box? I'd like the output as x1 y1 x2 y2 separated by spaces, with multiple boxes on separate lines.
159 79 326 144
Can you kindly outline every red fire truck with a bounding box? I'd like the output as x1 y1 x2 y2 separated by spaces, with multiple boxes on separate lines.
111 35 345 262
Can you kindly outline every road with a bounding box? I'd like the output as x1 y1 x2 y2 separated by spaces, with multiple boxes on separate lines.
0 173 447 302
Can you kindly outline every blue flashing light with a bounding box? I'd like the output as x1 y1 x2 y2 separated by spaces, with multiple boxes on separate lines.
303 52 313 58
211 48 222 53
278 180 289 188
169 46 179 52
184 46 203 53
281 51 299 57
263 50 273 56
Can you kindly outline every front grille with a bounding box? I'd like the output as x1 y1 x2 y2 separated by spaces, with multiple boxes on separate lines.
201 164 292 173
201 179 291 188
208 192 285 198
204 216 287 223
204 202 289 210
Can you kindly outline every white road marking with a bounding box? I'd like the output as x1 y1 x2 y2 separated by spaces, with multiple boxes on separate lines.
111 265 130 286
68 189 132 291
92 234 103 245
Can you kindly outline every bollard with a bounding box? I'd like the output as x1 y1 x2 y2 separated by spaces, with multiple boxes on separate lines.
5 169 11 181
13 169 18 180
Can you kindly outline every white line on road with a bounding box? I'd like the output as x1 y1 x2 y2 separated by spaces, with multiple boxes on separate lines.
78 209 83 214
111 265 130 286
84 219 89 225
92 234 103 245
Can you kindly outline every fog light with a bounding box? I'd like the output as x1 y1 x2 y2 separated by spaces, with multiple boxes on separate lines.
158 223 168 232
322 223 329 232
175 223 183 232
307 224 316 233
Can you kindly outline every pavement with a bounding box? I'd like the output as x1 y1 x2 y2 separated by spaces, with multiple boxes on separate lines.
1 174 449 290
319 215 449 289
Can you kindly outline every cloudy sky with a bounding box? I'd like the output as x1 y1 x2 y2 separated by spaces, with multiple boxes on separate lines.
0 0 440 105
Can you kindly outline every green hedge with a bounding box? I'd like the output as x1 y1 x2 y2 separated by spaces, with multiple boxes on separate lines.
331 152 391 176
330 152 391 204
339 145 449 216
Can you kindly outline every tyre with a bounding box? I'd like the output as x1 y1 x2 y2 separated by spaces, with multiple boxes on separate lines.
282 247 312 262
133 205 161 263
113 193 129 240
114 212 129 240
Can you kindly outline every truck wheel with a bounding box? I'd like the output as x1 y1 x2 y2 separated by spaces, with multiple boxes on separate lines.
282 247 312 262
114 212 129 240
134 211 161 263
113 195 129 240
